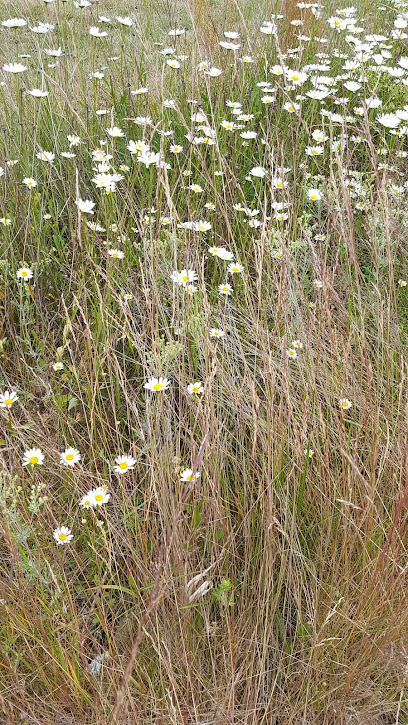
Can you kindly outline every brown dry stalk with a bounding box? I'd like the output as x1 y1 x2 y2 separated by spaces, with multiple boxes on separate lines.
111 427 212 723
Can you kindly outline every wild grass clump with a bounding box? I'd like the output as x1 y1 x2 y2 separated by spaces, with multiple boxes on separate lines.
1 0 408 723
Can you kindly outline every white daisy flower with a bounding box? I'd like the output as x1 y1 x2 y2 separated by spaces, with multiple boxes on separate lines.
60 448 81 467
16 267 33 281
187 382 204 394
113 454 137 474
180 468 200 482
144 376 171 392
0 390 19 408
22 448 45 466
53 526 73 545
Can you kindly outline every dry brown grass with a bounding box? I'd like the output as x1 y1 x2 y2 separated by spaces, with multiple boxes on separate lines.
0 0 408 723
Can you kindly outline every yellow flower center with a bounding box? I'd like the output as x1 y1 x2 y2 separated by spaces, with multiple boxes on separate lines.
66 454 74 461
30 456 38 465
58 533 67 541
112 253 118 257
153 383 163 390
5 399 13 406
119 462 128 469
342 402 348 407
95 494 103 502
84 500 91 506
182 275 188 281
21 271 28 277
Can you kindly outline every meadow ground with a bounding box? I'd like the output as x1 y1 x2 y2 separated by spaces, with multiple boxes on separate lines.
1 0 408 723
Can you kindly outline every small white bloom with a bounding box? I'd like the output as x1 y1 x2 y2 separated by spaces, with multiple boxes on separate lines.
307 188 323 201
16 267 33 281
75 198 96 214
53 526 73 545
377 113 401 129
187 382 204 394
116 16 133 26
227 262 244 274
218 282 233 296
22 177 37 188
168 27 186 36
36 151 55 163
209 246 234 261
205 67 222 77
194 220 211 232
250 166 266 178
106 126 124 138
2 18 27 28
89 26 108 37
91 487 110 506
27 88 49 98
144 376 171 392
2 63 27 73
23 448 45 466
60 448 81 467
113 454 137 474
180 468 200 482
0 390 19 408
